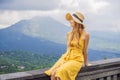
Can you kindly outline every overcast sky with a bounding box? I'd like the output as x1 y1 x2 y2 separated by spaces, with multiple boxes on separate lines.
0 0 120 32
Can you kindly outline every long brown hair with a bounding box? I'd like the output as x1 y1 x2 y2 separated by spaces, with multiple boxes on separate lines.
68 22 85 48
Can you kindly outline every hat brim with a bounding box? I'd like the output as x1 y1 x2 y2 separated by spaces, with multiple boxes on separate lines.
65 13 72 21
65 13 82 24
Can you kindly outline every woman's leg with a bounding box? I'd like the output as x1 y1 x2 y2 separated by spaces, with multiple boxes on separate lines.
51 68 61 80
54 60 83 80
44 54 66 76
51 73 60 80
56 77 60 80
51 69 56 80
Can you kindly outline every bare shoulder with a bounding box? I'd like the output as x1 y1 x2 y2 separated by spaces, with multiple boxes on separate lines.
82 31 90 40
85 32 90 38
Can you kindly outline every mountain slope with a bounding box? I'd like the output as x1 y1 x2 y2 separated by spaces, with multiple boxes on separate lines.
7 16 71 44
0 16 120 52
0 16 120 56
89 31 120 52
0 26 66 55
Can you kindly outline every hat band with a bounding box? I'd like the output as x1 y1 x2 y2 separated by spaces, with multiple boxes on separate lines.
73 14 83 23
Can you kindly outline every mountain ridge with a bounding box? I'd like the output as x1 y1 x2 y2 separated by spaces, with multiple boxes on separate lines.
0 16 120 54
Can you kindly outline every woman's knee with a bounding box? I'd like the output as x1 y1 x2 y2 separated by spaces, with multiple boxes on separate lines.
51 71 55 77
56 77 60 80
51 71 60 80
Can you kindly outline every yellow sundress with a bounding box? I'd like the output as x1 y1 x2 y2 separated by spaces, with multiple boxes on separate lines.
44 33 84 80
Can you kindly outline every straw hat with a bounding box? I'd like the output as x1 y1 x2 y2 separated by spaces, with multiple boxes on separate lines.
66 12 85 24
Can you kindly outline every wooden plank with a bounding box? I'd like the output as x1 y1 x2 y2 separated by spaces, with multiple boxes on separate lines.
0 72 33 80
0 58 120 80
99 77 104 80
113 75 117 80
118 74 120 80
77 69 120 79
107 76 111 80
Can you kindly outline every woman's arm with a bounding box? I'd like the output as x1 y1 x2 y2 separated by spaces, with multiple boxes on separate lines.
83 33 90 67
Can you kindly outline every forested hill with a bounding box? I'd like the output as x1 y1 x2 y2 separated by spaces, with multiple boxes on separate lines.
0 51 59 74
0 50 120 74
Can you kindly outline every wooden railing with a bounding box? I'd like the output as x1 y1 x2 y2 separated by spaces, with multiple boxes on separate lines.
0 58 120 80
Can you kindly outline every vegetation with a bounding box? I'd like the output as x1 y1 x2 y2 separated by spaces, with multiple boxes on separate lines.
0 51 59 74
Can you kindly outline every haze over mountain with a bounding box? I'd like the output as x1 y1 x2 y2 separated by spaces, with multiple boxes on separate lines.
0 16 120 60
6 16 71 44
0 16 71 56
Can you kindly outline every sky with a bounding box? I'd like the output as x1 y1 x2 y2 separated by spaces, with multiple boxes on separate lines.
0 0 120 32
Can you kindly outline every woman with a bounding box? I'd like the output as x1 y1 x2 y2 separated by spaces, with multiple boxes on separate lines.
44 12 91 80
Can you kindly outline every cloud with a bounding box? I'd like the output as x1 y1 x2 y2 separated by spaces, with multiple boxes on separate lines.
0 11 20 29
54 0 120 32
0 10 56 29
0 0 120 32
0 0 60 10
0 0 110 13
58 0 110 15
0 0 13 3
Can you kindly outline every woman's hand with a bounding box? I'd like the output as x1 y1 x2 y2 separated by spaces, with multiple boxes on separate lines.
85 63 92 67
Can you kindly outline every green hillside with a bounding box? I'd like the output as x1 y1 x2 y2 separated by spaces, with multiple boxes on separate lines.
0 51 59 74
